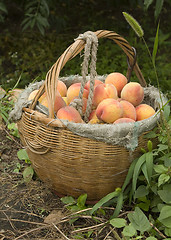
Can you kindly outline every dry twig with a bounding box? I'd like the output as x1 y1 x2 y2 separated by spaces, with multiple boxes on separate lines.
72 221 108 234
150 222 167 239
52 222 71 240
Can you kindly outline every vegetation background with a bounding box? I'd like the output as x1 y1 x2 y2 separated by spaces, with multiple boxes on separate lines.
0 0 170 98
0 1 171 239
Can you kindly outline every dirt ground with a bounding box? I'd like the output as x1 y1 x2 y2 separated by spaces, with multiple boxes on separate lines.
0 125 116 240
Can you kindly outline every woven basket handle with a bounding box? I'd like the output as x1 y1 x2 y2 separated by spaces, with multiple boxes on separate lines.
30 30 147 119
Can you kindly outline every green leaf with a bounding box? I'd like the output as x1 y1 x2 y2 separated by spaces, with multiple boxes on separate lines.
143 131 157 138
145 152 153 182
122 158 138 192
122 224 137 237
157 203 166 212
152 22 159 65
17 149 29 161
165 158 171 167
36 21 45 35
110 218 127 228
7 122 16 130
77 193 87 208
60 196 76 205
154 164 168 174
157 144 168 152
155 0 164 20
90 190 119 215
30 18 36 29
22 18 33 31
136 201 150 212
23 166 34 183
146 237 158 240
134 185 149 199
128 207 151 233
111 192 123 218
37 14 49 27
132 154 146 192
144 0 154 10
165 227 171 237
41 0 50 16
142 162 150 184
158 205 171 228
21 16 31 26
68 205 82 213
163 104 170 121
0 2 8 13
158 185 171 204
158 174 170 187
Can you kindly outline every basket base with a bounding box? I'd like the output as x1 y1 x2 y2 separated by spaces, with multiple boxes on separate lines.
52 190 99 205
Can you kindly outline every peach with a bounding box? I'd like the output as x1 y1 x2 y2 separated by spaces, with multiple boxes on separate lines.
54 95 66 114
40 96 48 108
57 106 82 123
57 80 67 97
121 82 144 106
88 109 98 121
96 98 123 123
88 118 101 124
105 72 128 96
67 83 89 104
93 83 118 108
114 118 135 124
40 92 66 114
119 100 136 121
28 89 45 102
84 79 103 92
136 104 156 121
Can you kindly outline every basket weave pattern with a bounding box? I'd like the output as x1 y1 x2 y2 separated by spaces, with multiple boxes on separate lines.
17 30 156 201
18 113 150 200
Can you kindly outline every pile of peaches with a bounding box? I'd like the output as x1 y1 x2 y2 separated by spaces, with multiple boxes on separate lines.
28 72 156 124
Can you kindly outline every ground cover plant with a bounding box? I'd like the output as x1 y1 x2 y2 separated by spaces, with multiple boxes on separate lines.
0 1 171 239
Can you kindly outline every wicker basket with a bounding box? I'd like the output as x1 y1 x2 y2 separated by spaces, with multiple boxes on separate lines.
17 30 158 201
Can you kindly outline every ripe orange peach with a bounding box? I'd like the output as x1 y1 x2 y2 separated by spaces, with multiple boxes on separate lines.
119 100 136 121
88 109 98 121
28 89 45 102
105 72 128 96
57 106 82 123
88 118 101 124
84 79 103 92
67 83 89 104
93 83 118 108
114 118 135 124
40 93 66 113
54 95 66 114
121 82 144 106
136 104 156 121
40 96 48 108
96 98 123 123
57 80 67 97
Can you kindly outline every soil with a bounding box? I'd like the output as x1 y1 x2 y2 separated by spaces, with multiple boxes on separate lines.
0 124 115 240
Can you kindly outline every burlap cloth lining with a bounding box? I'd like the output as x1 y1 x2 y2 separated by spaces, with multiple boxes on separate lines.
9 75 167 151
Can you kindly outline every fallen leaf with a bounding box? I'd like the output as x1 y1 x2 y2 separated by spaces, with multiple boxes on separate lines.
44 210 64 224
